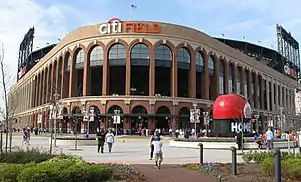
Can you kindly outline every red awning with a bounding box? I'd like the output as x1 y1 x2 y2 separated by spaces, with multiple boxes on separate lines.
212 94 247 119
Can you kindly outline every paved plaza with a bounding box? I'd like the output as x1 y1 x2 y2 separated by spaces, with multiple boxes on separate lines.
5 135 244 164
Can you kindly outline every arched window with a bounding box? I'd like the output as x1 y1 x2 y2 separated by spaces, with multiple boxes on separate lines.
219 60 224 94
208 56 214 75
75 49 85 69
237 67 241 94
90 46 103 66
131 43 150 66
196 52 204 72
155 45 172 61
177 48 190 69
65 54 71 71
108 43 126 65
228 63 234 93
244 70 248 98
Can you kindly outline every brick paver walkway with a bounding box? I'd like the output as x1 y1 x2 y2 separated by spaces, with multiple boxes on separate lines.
134 164 218 182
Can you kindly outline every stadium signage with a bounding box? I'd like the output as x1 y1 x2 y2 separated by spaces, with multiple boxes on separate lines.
284 63 297 78
99 18 161 35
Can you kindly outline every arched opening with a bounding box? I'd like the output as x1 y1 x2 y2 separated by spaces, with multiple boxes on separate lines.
177 47 190 97
237 66 243 95
208 55 215 100
89 46 103 96
59 107 68 133
108 43 126 95
196 51 204 99
58 57 63 98
219 60 225 95
89 105 100 134
228 63 235 94
178 107 190 129
131 105 148 133
71 106 82 133
155 106 171 130
108 105 124 134
53 60 58 96
73 49 84 96
63 53 71 98
154 44 172 97
251 72 256 108
258 75 263 109
130 43 150 95
244 69 249 99
44 68 48 103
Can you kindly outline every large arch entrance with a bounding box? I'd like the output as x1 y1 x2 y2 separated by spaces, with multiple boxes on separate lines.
60 107 68 133
155 106 171 131
178 107 189 129
131 105 148 133
71 106 82 133
108 105 124 134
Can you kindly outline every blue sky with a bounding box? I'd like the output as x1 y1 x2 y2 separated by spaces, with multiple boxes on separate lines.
1 0 301 81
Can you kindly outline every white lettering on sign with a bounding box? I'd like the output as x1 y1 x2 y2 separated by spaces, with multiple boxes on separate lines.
231 122 251 133
99 18 122 35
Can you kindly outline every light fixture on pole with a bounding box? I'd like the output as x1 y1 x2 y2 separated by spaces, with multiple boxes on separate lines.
113 110 121 136
190 103 200 139
254 114 260 134
202 111 209 137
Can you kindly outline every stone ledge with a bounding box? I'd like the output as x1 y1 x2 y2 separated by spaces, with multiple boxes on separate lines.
49 138 97 146
169 140 297 150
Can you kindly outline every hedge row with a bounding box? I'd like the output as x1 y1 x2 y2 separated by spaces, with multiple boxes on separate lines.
243 151 301 181
0 155 113 182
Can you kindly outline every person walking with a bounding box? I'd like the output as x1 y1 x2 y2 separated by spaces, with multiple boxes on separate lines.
22 128 30 145
149 131 156 160
96 128 106 153
153 136 163 169
106 129 115 153
265 126 274 150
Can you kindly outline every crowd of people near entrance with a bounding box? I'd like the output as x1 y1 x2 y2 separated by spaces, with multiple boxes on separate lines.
247 126 299 150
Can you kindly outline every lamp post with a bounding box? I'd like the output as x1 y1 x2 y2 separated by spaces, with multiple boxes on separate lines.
190 103 200 139
202 111 209 137
254 114 260 134
280 107 283 132
83 103 95 135
49 93 62 148
113 110 121 136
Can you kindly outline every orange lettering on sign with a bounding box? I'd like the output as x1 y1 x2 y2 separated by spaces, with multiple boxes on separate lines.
123 22 161 33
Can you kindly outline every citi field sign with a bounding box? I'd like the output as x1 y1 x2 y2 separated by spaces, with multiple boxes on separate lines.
99 18 161 35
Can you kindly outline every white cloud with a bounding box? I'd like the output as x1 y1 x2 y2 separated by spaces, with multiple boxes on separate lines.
176 0 301 50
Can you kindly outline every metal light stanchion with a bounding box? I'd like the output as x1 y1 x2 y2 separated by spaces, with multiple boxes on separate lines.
203 111 209 137
83 103 94 136
113 110 120 136
49 93 62 148
190 104 200 139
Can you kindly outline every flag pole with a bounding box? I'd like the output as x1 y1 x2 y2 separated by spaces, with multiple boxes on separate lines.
129 5 132 20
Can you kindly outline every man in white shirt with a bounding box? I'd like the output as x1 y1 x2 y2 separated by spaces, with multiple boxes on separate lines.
153 136 163 169
265 127 274 150
106 129 115 153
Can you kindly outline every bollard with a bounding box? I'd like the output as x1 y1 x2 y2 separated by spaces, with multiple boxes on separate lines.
198 143 203 165
230 146 237 176
272 148 281 182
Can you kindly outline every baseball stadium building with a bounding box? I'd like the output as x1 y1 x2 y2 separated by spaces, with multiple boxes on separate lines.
9 18 300 134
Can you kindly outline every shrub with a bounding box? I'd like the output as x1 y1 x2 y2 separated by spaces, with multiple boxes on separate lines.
0 163 35 182
260 157 274 176
0 147 53 164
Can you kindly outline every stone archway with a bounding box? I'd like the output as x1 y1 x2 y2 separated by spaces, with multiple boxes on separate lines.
155 106 171 131
131 105 148 133
107 105 124 133
59 107 68 133
178 107 190 129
